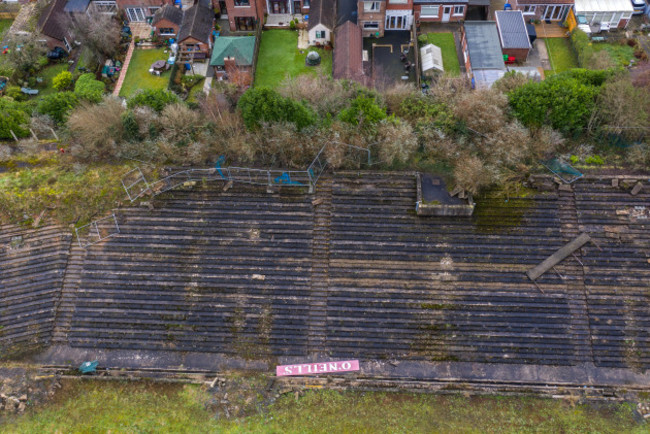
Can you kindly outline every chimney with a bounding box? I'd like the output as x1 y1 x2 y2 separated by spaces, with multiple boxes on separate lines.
224 56 237 73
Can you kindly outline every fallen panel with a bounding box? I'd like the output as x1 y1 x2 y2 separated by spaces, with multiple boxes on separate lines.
526 233 591 281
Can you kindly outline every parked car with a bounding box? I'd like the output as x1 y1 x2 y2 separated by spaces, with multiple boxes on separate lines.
46 47 68 60
631 0 646 14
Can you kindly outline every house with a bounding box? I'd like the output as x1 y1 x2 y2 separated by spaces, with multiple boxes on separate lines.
414 0 468 24
511 0 573 22
177 0 214 63
495 10 531 61
461 21 506 88
333 20 367 84
116 0 173 23
152 4 184 38
307 0 335 46
574 0 634 32
221 0 264 31
209 35 255 85
357 0 388 37
37 0 75 51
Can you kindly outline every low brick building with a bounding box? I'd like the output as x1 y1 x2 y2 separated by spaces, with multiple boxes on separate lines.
495 10 531 61
152 4 184 39
177 0 214 63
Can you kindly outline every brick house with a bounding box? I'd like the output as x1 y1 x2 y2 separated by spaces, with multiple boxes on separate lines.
177 0 214 63
209 35 255 86
221 0 265 31
511 0 573 22
357 0 387 37
413 0 468 23
152 4 184 38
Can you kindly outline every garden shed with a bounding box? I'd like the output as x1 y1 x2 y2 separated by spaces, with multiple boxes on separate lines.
574 0 634 32
420 43 444 76
495 10 532 61
307 0 335 46
461 21 506 88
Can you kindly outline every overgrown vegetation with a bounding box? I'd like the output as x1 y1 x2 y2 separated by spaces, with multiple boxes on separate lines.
2 380 642 433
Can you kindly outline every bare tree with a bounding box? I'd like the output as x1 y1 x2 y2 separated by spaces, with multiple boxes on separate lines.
65 13 121 64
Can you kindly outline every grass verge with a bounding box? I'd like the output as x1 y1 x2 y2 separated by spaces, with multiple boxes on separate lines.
2 379 642 433
544 38 579 76
418 33 461 76
254 30 332 88
593 41 636 67
37 63 70 96
0 18 12 39
119 48 170 98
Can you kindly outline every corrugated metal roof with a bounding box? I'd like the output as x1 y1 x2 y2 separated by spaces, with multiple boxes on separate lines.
464 21 506 70
495 10 531 49
574 0 633 12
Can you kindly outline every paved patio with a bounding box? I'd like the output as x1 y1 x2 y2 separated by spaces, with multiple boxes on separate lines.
364 31 416 88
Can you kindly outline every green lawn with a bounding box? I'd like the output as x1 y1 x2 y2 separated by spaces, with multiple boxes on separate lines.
593 41 635 67
254 30 332 88
37 62 70 96
2 380 643 433
119 48 170 98
419 33 461 76
0 18 13 39
544 38 578 75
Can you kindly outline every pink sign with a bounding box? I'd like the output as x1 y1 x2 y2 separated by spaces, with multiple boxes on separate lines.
276 360 360 377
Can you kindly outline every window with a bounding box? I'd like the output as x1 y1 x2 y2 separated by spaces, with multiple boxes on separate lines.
63 37 71 52
126 7 146 22
523 5 535 14
390 0 407 3
234 0 250 5
453 5 464 15
363 21 379 29
315 30 327 38
364 1 380 12
303 0 310 6
159 27 175 35
148 6 160 15
420 5 439 17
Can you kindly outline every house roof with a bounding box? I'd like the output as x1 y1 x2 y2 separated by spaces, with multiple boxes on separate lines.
153 5 184 27
574 0 633 12
333 21 365 83
308 0 336 31
464 21 506 70
209 36 255 66
495 10 531 49
37 0 69 42
177 0 214 44
64 0 90 13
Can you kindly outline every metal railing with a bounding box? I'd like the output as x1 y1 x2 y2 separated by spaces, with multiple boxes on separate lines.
75 213 120 248
121 142 372 202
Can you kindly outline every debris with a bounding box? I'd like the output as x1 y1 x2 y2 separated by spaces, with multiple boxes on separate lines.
611 178 619 188
450 186 463 197
630 182 643 196
252 274 265 280
527 233 592 281
312 198 324 206
558 184 573 192
223 180 233 192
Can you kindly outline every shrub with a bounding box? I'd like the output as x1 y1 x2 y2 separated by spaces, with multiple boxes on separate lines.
74 73 105 102
493 71 531 94
127 88 179 112
375 120 418 166
161 102 203 143
237 87 317 130
570 29 594 68
5 85 28 101
339 95 387 127
0 99 30 139
121 110 141 142
68 96 125 160
37 92 79 124
453 89 508 136
585 155 604 165
52 70 73 91
508 70 601 135
277 74 355 117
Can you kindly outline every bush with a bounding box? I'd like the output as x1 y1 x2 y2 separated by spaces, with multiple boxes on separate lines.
52 70 73 91
74 73 105 102
508 70 601 135
37 92 79 124
585 155 604 165
180 74 204 91
68 97 125 161
127 88 179 112
376 121 418 166
339 95 387 127
5 85 28 102
237 87 317 130
570 29 593 68
0 99 30 139
121 110 141 142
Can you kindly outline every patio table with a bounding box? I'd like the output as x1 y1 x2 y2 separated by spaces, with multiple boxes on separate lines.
151 60 167 71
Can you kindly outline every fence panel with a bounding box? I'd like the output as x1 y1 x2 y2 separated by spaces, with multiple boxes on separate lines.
75 213 120 248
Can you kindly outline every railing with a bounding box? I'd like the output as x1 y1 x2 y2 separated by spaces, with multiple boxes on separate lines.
75 213 120 248
121 142 372 202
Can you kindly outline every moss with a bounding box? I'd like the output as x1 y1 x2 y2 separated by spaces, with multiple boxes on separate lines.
421 303 458 310
472 188 535 233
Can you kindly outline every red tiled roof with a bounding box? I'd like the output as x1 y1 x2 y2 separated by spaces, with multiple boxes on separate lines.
333 21 365 83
